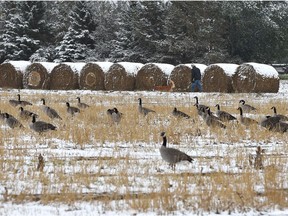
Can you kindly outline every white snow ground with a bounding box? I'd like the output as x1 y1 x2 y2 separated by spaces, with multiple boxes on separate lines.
0 81 287 216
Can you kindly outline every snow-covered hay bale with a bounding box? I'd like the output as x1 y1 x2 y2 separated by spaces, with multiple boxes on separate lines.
0 61 30 89
232 62 279 93
170 63 207 92
135 63 174 91
23 62 57 89
49 63 83 90
79 62 112 90
104 62 143 91
202 63 239 93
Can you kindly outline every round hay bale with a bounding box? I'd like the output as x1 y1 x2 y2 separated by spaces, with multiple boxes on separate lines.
79 62 112 90
232 62 279 93
104 62 143 91
0 61 31 89
49 63 83 90
23 62 57 89
170 63 207 92
202 63 239 93
135 63 174 91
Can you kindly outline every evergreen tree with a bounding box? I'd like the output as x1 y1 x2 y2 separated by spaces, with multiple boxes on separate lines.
54 1 96 62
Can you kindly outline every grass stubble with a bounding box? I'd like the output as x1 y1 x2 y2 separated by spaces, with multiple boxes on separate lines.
0 90 287 214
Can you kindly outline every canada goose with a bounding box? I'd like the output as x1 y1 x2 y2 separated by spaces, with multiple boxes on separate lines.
66 102 80 116
239 100 256 112
260 116 288 133
3 113 24 129
215 104 237 122
271 106 288 121
30 114 57 133
172 107 190 119
19 107 38 120
205 107 226 129
41 98 62 120
111 107 123 123
194 96 209 112
138 98 156 116
76 97 89 109
9 94 32 107
237 107 258 126
160 132 193 170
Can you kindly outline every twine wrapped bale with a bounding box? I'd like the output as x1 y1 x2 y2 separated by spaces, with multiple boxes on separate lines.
79 62 112 90
202 63 239 93
170 63 207 92
104 62 143 91
135 63 174 91
23 62 58 89
0 61 31 89
232 62 279 93
49 63 84 90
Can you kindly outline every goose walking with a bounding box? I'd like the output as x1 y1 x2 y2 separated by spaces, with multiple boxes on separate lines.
205 107 226 129
30 114 57 133
3 113 23 129
237 107 258 126
160 132 193 170
271 106 288 121
239 100 256 112
172 107 190 119
41 98 62 120
215 104 237 122
138 98 156 116
9 94 32 107
66 102 80 116
76 97 90 109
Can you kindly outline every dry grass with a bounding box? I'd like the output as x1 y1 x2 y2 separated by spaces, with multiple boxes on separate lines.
0 90 287 214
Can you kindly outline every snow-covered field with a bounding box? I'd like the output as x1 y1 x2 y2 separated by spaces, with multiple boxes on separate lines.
0 81 287 216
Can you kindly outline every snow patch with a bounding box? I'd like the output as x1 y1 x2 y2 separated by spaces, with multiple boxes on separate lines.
8 61 31 73
116 62 144 75
63 62 86 74
37 62 59 73
148 63 175 75
211 63 239 76
91 62 113 73
245 62 279 78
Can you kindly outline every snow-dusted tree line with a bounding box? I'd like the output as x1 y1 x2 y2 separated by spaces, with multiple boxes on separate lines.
0 1 287 65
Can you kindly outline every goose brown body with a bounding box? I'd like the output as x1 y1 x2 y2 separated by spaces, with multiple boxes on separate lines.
138 98 156 116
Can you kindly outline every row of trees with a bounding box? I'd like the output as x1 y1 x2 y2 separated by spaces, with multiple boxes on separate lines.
0 1 287 65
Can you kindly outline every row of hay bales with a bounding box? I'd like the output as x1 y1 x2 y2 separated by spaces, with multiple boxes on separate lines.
0 61 279 93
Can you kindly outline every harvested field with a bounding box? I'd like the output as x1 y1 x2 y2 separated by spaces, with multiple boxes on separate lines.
0 80 288 215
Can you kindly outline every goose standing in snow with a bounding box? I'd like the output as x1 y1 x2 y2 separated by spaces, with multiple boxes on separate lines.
66 102 80 116
76 97 90 109
215 104 237 122
239 100 256 113
9 94 32 107
237 107 258 126
172 107 190 119
30 114 57 133
160 132 193 170
3 113 24 129
40 98 62 120
138 98 156 116
271 106 288 121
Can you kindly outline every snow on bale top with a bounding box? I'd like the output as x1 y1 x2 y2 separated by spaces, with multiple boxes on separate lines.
116 62 144 75
91 62 113 73
135 63 174 91
37 62 59 73
232 62 279 93
8 61 31 73
63 62 86 75
202 63 239 93
148 63 175 76
209 63 239 77
183 63 207 74
245 62 279 79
